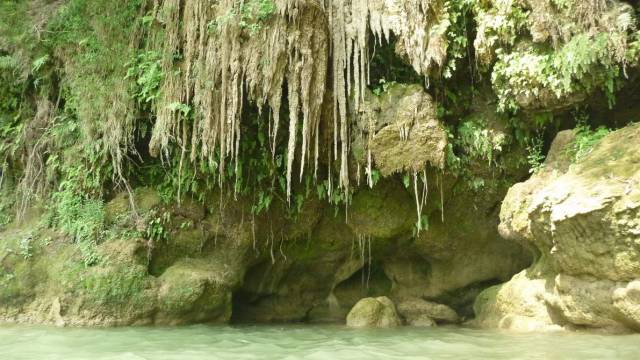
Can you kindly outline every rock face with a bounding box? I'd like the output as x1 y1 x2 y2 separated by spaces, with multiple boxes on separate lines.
0 171 531 326
346 297 401 328
353 84 448 175
0 86 531 328
473 123 640 332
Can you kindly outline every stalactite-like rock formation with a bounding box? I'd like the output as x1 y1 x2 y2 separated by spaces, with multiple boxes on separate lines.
146 0 451 197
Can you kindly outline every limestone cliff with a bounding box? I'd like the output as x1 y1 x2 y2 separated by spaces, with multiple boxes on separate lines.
473 124 640 332
1 0 640 332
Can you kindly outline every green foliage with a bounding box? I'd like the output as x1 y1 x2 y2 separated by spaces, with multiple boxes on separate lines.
442 0 480 79
82 265 149 305
413 215 429 235
146 210 171 242
168 102 192 117
315 179 352 211
526 136 545 174
0 200 13 229
0 0 635 247
371 79 397 97
472 0 529 66
209 0 277 36
457 119 507 166
493 33 627 112
18 235 34 260
252 191 273 215
0 55 27 164
570 123 611 162
126 51 164 104
31 55 49 73
49 186 104 267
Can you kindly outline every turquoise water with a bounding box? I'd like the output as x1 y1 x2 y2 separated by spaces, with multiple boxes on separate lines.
1 324 639 359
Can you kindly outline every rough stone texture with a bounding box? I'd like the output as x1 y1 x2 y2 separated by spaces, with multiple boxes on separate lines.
0 170 530 327
0 104 535 328
347 179 415 238
472 260 561 332
232 173 531 324
353 84 448 175
0 191 251 326
613 281 640 330
346 296 401 328
396 298 459 325
473 123 640 332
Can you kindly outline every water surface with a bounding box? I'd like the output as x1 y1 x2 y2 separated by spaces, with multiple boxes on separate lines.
1 324 638 359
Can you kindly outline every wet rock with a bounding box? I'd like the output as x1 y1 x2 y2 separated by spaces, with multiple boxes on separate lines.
155 259 234 325
396 298 459 325
346 297 401 328
613 281 640 330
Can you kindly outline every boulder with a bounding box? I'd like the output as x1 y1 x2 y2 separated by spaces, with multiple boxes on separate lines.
473 123 640 332
346 297 401 328
353 84 447 176
396 298 459 325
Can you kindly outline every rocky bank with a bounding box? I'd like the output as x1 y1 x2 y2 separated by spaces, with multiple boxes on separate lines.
473 124 640 333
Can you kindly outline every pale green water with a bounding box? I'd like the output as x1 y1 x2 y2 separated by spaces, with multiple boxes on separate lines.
1 324 639 360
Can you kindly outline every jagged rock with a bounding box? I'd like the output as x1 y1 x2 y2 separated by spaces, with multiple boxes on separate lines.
396 298 459 325
613 281 640 330
354 84 447 176
346 297 401 328
474 123 640 332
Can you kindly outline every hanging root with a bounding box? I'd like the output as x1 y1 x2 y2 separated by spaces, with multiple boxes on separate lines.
413 169 429 233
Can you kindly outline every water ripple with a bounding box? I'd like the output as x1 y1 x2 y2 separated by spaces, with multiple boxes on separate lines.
1 324 639 359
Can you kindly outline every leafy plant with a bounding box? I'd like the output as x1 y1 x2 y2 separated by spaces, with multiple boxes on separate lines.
492 33 628 112
526 136 545 174
372 79 397 96
167 102 191 117
209 0 277 36
48 165 105 267
457 119 507 166
126 51 164 104
145 210 171 242
19 235 33 260
570 123 610 162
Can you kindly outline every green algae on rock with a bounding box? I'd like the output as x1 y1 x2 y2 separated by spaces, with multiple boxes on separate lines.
473 123 640 333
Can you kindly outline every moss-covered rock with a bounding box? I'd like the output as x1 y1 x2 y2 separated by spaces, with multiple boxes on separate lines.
347 179 414 239
352 84 447 176
474 123 640 332
156 259 234 325
346 296 401 328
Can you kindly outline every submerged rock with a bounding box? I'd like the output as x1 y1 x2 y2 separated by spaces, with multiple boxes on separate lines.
346 297 401 328
473 123 640 332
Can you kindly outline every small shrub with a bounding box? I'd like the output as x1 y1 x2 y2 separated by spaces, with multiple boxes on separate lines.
526 136 545 174
49 180 105 267
125 51 164 104
571 124 610 162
